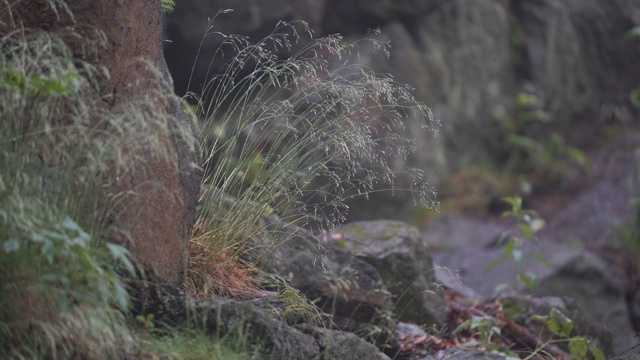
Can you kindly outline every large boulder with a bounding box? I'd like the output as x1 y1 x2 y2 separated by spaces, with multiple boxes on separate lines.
297 324 391 360
245 218 396 343
333 220 449 327
129 278 391 360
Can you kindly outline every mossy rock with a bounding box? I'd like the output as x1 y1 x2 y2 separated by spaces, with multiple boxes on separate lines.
277 287 320 326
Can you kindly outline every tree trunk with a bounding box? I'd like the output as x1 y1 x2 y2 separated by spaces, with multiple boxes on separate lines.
1 0 202 287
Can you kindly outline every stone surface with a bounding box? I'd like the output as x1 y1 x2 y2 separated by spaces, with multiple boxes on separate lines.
539 252 635 355
334 220 449 327
514 0 640 134
129 279 320 359
297 324 391 360
129 279 395 359
412 0 512 166
322 0 445 35
245 218 396 339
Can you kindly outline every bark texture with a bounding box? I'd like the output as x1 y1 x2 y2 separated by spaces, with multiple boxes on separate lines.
1 0 201 287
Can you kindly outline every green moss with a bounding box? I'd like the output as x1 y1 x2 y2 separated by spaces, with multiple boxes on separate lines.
276 287 318 326
138 327 253 360
332 237 347 249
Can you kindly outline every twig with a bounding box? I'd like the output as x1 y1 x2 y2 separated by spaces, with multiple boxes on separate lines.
449 300 571 359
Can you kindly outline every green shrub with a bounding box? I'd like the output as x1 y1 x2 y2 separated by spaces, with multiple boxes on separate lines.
0 27 179 357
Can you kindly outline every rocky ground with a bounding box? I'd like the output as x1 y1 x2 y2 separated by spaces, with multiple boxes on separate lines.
426 127 640 357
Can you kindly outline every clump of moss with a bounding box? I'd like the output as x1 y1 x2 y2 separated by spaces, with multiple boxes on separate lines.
276 287 318 326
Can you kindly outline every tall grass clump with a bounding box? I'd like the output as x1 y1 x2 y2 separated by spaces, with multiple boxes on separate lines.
0 27 183 358
185 16 438 298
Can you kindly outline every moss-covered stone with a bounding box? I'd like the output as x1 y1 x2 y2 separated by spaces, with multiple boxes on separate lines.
277 287 319 326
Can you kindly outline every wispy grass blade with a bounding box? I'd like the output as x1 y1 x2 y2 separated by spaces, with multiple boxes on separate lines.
186 18 438 298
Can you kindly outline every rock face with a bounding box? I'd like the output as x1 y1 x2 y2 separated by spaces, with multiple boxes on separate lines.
322 0 446 35
297 324 391 360
164 0 640 219
334 221 449 327
513 0 640 131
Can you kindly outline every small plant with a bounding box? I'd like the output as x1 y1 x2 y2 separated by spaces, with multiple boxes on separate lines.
136 314 156 329
453 315 503 349
184 16 437 299
490 91 590 189
161 0 175 14
528 308 604 360
485 197 550 293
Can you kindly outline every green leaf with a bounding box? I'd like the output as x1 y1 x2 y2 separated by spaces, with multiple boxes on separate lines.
3 238 20 252
518 273 537 291
30 232 47 243
495 283 509 293
626 26 640 38
547 308 573 337
503 239 516 259
530 314 548 322
520 223 532 240
491 326 501 336
631 88 640 109
569 336 588 360
62 216 91 245
484 252 508 273
57 294 69 311
41 273 62 283
512 248 522 264
531 254 552 268
113 282 130 311
453 319 473 334
589 344 605 360
161 0 175 13
106 243 135 275
495 232 508 246
42 242 57 264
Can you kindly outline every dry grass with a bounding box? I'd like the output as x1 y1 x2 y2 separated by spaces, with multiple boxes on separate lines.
185 234 260 300
183 17 437 299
